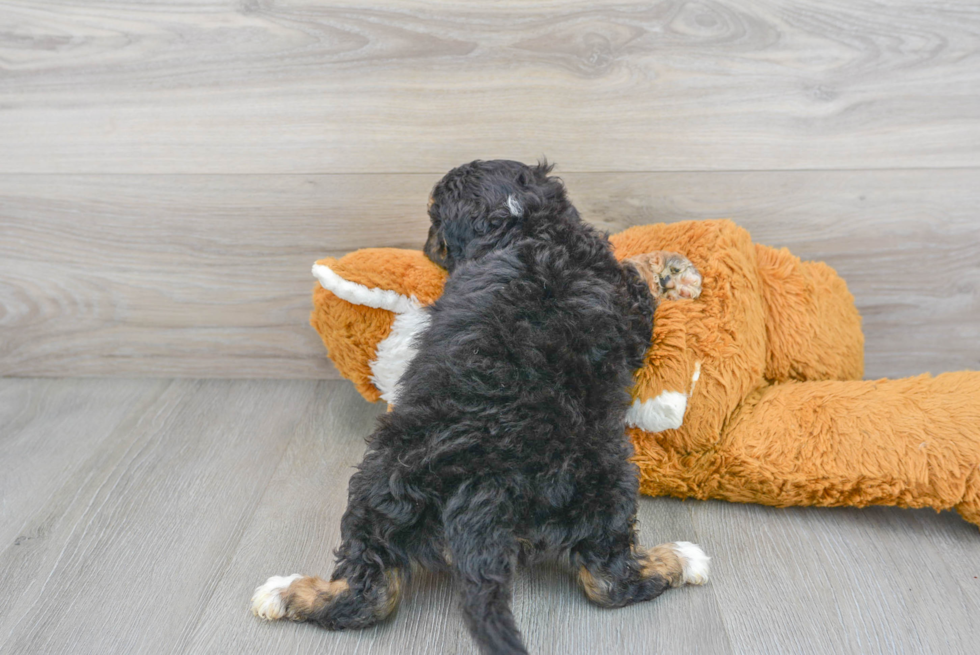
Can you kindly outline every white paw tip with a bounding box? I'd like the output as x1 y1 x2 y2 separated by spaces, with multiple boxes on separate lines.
672 541 710 585
251 573 302 620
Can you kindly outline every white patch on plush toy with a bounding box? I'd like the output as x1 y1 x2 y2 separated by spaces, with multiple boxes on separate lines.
312 263 421 314
626 391 688 432
626 362 702 432
371 307 431 404
313 262 430 403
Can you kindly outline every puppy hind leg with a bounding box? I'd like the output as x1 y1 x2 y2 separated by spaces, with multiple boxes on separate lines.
571 484 709 608
251 574 352 622
251 528 407 629
252 465 413 629
575 545 666 608
576 539 710 608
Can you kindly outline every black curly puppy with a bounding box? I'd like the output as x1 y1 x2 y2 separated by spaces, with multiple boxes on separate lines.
252 160 709 655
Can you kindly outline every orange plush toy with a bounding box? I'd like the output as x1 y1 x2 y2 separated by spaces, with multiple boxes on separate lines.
311 219 980 528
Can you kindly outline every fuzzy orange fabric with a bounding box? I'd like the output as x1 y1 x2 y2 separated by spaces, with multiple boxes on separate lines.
310 220 980 528
311 249 446 401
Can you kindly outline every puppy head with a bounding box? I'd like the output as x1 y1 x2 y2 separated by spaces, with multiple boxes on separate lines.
424 159 574 271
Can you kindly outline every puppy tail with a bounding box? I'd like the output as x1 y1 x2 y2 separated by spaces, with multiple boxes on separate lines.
446 483 528 654
460 579 529 655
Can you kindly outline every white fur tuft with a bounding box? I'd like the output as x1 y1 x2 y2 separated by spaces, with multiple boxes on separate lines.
251 573 302 620
671 542 710 585
506 194 523 217
690 361 702 386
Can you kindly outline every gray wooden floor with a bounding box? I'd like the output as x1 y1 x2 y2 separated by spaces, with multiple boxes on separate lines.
2 378 977 655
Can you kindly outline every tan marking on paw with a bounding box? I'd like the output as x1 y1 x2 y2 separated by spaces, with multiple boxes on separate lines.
642 542 710 587
379 568 404 618
280 576 349 621
625 251 702 301
641 544 686 587
578 566 614 606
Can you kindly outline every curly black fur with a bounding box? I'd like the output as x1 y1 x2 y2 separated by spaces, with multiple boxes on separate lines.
323 161 661 654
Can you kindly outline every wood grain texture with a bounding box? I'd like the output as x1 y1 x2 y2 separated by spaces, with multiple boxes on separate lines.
2 169 978 379
690 500 980 655
0 378 169 551
1 1 979 174
2 378 978 654
0 173 434 378
0 379 319 654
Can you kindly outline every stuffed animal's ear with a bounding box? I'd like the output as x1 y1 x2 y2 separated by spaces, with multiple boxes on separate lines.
312 248 447 309
310 248 448 403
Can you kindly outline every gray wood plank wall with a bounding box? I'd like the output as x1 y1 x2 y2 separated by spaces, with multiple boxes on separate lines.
2 1 979 379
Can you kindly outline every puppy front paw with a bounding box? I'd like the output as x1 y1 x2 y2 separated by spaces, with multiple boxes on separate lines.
625 251 702 301
251 574 303 620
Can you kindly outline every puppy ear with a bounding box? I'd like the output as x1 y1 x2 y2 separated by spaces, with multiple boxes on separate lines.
509 159 566 219
487 159 569 231
531 159 555 181
485 194 523 229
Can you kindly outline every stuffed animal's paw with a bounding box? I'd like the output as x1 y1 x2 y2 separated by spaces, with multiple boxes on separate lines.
625 251 702 301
